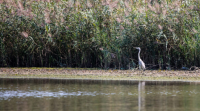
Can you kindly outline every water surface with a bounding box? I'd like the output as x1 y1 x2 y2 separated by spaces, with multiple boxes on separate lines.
0 78 200 111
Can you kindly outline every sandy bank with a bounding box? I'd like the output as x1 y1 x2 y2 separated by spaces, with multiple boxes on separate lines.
0 68 200 81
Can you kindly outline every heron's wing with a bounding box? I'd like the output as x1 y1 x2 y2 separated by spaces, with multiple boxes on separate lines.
139 60 145 69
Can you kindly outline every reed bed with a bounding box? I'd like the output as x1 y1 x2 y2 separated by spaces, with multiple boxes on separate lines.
0 0 200 69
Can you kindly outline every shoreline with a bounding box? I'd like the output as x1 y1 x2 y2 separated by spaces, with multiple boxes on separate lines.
0 68 200 81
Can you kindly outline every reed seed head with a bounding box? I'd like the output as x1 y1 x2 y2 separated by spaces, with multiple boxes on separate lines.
21 32 29 38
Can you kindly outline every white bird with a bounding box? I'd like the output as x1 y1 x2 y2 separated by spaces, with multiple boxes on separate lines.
134 47 145 70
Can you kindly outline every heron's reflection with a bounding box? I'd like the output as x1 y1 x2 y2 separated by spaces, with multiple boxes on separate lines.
138 81 145 111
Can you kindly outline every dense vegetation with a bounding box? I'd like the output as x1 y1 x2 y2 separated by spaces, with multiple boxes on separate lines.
0 0 200 69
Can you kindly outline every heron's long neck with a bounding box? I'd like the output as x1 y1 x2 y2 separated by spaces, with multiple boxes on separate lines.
138 49 141 60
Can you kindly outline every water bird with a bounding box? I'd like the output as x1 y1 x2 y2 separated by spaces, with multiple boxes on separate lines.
134 47 145 70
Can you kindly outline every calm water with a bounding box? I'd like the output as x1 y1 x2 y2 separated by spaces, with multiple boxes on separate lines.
0 78 200 111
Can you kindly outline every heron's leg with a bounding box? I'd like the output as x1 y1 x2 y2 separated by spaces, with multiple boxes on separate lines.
142 70 145 75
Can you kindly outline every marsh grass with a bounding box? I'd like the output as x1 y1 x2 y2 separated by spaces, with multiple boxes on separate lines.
0 0 200 69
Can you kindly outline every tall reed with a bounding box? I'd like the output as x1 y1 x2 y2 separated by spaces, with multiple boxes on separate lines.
0 0 200 69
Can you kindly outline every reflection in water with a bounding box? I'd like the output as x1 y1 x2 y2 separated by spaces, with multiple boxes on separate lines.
138 81 145 111
0 90 109 99
0 78 200 111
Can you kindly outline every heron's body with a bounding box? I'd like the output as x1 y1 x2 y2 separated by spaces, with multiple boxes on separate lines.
134 47 145 70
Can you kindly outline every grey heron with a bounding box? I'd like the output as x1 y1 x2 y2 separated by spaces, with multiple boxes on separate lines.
134 47 145 70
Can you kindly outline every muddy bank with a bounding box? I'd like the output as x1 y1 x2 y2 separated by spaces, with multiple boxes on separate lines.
0 68 200 81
